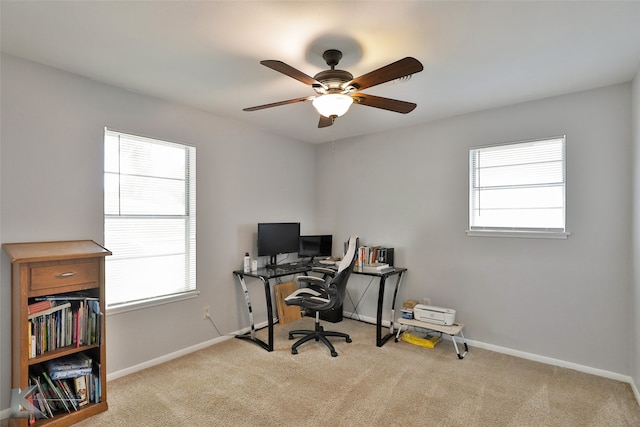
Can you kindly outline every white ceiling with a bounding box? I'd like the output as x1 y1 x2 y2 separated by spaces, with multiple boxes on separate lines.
2 1 640 144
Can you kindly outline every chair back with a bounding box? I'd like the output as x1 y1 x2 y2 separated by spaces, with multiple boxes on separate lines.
328 236 359 308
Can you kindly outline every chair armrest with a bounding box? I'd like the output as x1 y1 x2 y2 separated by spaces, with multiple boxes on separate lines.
310 266 337 276
295 275 326 286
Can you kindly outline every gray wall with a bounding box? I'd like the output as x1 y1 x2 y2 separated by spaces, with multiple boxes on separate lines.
1 53 638 413
315 83 634 375
0 54 317 411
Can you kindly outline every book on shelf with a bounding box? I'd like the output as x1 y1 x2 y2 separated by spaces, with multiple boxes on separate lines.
74 376 88 407
28 299 56 315
45 353 92 380
41 370 71 413
91 361 102 403
57 379 78 411
27 302 71 320
28 357 101 418
27 297 102 358
29 375 52 419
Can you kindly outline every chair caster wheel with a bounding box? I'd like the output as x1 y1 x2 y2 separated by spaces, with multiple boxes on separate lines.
292 349 298 355
331 351 338 357
346 338 352 343
288 334 294 340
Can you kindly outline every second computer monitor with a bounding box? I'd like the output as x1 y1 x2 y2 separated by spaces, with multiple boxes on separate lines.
299 235 333 260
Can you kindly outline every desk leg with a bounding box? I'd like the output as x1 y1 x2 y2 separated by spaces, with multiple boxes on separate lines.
234 274 274 352
375 276 386 346
263 277 275 351
375 271 405 347
388 271 404 336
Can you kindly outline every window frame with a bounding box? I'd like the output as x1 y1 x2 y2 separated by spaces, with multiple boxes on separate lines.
466 135 570 239
104 128 198 314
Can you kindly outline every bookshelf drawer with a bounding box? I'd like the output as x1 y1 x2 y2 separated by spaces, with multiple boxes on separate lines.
30 259 100 292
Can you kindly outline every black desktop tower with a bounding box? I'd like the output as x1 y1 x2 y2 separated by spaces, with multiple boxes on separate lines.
320 304 343 323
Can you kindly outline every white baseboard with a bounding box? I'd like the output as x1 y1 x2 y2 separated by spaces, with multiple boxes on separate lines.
106 334 231 381
0 407 11 421
632 378 640 407
105 321 268 381
467 339 633 384
356 311 640 407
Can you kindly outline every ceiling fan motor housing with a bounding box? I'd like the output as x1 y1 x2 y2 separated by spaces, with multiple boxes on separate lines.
313 69 354 94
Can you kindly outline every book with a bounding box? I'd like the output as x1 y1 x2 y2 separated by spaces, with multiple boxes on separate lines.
28 300 55 315
29 321 36 358
359 263 393 274
27 302 71 320
31 375 53 418
74 376 88 407
92 361 102 403
57 379 78 411
41 371 71 413
45 353 92 380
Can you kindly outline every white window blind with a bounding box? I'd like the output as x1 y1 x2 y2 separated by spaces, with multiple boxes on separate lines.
104 129 196 308
469 136 566 235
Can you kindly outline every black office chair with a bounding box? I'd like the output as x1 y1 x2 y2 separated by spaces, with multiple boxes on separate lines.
285 235 359 357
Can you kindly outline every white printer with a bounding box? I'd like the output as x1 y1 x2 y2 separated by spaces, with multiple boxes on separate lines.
413 304 456 326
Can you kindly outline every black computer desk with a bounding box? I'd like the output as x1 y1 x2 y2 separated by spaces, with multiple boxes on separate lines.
232 264 407 352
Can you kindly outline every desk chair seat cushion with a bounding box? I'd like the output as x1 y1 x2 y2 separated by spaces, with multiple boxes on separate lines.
285 276 335 310
285 286 330 307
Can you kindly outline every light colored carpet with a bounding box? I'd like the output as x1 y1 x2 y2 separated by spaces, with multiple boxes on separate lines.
74 318 640 426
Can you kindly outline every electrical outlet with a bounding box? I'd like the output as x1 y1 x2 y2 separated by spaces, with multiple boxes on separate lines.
203 305 210 319
422 298 431 306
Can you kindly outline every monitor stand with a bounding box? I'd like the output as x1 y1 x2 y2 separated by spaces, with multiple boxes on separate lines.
266 255 278 270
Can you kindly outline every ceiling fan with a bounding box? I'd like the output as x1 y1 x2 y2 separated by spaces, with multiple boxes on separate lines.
243 49 424 128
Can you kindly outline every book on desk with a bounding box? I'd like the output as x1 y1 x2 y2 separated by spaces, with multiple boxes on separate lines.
356 263 394 274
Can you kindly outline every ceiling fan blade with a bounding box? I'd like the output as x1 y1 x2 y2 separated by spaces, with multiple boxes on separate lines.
318 116 334 128
243 96 314 112
260 60 325 88
353 93 417 114
348 57 423 91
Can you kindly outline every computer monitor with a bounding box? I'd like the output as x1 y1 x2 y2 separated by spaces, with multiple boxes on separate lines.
298 235 333 261
257 222 300 267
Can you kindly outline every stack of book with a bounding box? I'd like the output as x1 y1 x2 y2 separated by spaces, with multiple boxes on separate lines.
355 245 395 273
357 245 394 267
27 296 103 358
357 263 394 274
28 353 102 419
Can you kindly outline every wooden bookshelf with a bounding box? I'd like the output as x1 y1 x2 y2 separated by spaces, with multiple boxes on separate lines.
3 240 111 426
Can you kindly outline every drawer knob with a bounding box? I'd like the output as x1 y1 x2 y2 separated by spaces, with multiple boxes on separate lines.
56 272 77 278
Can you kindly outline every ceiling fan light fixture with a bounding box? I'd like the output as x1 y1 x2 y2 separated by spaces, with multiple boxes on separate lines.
312 93 353 118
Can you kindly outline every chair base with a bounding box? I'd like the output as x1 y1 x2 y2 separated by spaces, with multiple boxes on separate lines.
288 321 352 357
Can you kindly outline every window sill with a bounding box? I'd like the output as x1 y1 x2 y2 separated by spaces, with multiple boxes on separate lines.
466 230 570 239
106 290 200 316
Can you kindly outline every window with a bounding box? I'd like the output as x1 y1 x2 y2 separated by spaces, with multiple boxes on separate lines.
468 136 568 238
104 129 196 309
